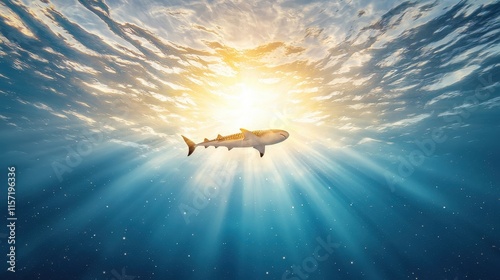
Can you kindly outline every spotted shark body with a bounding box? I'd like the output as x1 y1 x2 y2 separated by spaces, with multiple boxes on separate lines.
181 128 289 157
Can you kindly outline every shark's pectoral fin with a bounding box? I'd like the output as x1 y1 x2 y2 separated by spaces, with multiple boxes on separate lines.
253 145 265 157
240 128 259 141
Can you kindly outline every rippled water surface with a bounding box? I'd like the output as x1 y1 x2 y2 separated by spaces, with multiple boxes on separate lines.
1 0 500 279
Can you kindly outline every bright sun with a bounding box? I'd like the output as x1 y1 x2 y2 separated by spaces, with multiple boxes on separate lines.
209 81 279 132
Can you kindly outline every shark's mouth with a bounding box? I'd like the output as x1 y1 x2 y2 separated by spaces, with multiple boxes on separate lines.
280 133 287 138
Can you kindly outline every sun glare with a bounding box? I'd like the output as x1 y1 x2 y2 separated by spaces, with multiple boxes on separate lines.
233 83 265 124
207 79 283 133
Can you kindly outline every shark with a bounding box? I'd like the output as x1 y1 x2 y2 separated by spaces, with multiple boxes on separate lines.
181 128 289 157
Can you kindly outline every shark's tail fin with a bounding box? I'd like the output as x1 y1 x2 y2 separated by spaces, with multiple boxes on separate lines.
181 135 196 156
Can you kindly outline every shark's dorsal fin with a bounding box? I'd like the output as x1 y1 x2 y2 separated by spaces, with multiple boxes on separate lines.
253 145 265 157
204 138 209 142
240 128 259 141
216 134 223 140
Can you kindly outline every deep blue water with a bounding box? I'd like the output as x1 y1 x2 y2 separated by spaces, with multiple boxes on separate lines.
1 0 499 279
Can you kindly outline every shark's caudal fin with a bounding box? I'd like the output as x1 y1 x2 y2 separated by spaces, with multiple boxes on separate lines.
181 135 196 156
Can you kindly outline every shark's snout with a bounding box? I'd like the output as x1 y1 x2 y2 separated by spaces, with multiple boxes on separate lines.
279 130 289 139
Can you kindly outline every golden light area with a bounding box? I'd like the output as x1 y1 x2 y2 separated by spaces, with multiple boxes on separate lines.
188 66 310 141
210 82 276 130
90 39 358 162
171 64 339 175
